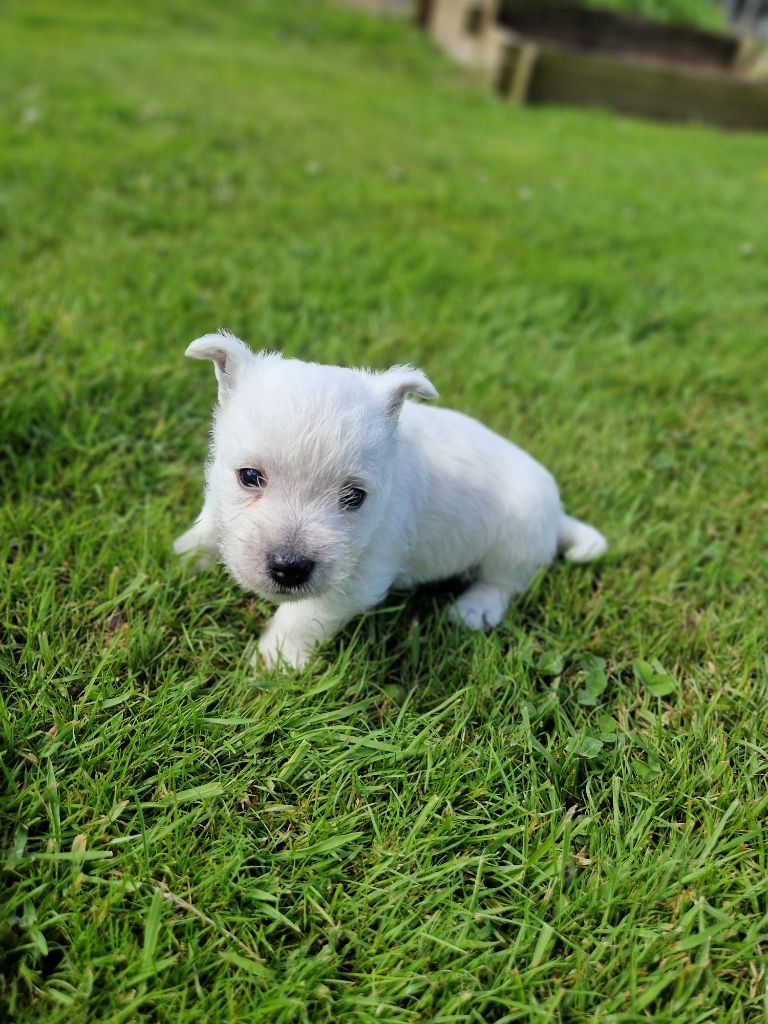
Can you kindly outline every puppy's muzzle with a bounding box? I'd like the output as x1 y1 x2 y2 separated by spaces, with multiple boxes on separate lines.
267 550 316 589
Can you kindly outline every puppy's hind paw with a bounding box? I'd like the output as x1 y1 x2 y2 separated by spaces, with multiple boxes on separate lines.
558 516 607 564
449 583 511 631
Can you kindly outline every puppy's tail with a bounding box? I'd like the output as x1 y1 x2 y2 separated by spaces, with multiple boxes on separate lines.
557 514 607 563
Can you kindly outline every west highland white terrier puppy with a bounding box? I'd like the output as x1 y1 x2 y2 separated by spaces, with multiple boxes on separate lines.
174 330 607 669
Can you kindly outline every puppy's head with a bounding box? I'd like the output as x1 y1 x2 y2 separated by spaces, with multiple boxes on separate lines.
186 330 436 601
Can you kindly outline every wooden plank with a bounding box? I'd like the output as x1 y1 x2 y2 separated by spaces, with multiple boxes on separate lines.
498 40 768 132
508 41 539 104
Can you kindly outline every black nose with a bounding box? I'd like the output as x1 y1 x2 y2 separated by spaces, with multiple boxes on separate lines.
267 551 315 588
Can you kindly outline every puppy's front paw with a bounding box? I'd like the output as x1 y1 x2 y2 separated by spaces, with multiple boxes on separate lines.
254 629 312 671
450 583 511 631
173 525 216 570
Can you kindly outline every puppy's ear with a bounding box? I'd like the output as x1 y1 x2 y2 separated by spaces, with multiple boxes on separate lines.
374 364 438 418
185 330 253 399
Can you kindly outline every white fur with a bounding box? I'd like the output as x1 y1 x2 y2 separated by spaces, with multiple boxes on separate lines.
175 331 607 669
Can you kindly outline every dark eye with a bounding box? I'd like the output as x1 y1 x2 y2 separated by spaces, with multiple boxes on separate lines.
238 468 266 489
340 485 366 511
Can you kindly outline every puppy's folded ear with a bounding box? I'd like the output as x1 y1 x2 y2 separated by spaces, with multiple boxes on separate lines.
375 364 438 418
185 330 253 400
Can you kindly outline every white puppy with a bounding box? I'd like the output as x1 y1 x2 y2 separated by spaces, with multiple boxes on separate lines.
175 330 607 669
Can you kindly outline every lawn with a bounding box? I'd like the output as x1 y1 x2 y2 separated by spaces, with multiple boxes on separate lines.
1 1 766 1021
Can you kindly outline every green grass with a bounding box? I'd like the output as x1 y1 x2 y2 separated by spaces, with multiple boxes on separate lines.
585 0 726 31
1 1 767 1021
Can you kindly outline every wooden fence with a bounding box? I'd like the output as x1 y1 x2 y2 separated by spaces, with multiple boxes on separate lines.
497 37 768 130
418 0 768 131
